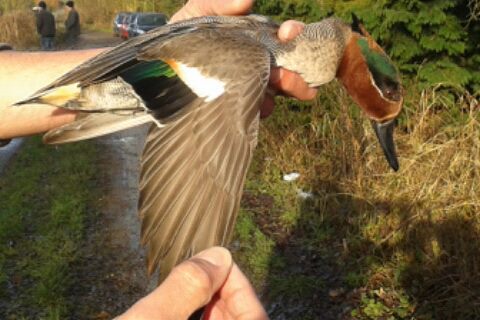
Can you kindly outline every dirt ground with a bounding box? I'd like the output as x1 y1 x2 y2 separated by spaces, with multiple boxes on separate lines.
1 31 346 319
65 32 158 318
70 125 156 319
61 30 123 49
0 32 156 319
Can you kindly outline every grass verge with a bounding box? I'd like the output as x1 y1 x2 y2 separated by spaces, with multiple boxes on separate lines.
0 137 98 319
234 82 480 319
0 10 38 49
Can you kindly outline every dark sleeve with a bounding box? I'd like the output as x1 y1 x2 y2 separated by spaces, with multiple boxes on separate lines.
65 11 75 29
36 14 42 34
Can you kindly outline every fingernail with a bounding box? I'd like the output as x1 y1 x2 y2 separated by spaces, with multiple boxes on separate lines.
269 68 282 85
300 87 318 101
261 95 275 118
306 87 318 99
194 247 232 268
279 20 305 41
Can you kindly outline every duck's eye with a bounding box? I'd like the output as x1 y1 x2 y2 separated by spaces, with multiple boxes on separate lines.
383 85 402 101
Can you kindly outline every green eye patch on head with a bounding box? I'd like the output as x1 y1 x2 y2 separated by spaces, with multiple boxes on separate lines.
357 38 401 101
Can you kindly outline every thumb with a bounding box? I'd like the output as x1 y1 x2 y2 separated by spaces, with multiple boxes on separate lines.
278 20 305 42
117 247 233 320
162 246 233 317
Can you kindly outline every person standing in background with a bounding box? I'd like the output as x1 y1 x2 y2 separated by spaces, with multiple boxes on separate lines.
35 1 56 51
64 0 80 47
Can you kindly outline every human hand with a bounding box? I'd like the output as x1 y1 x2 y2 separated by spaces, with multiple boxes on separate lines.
170 0 317 118
116 247 268 320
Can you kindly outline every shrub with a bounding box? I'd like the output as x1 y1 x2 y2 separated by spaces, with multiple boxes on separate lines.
255 0 480 93
0 10 37 49
336 0 480 93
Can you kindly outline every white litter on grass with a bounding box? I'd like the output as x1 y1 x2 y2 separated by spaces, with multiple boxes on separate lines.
282 172 314 199
282 172 300 181
297 189 314 199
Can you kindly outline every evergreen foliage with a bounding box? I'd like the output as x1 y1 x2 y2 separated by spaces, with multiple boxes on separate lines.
3 0 477 91
254 0 325 23
255 0 480 93
344 0 480 92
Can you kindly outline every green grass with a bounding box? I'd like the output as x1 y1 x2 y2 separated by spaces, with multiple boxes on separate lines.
234 82 480 319
1 81 477 319
0 137 98 319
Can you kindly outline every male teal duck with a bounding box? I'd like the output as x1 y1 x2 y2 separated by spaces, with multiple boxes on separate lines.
15 14 403 279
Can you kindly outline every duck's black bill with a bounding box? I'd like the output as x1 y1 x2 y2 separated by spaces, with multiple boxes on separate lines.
371 119 399 171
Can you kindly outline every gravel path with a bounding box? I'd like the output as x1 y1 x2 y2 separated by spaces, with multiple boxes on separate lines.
66 32 158 318
0 139 23 174
70 125 156 319
1 32 157 318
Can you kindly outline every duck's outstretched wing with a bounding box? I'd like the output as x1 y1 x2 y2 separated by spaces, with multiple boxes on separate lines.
14 16 277 145
16 16 272 279
136 28 271 279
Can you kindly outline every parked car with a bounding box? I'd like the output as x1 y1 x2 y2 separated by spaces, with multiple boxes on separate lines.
113 12 130 37
129 13 168 38
120 13 138 40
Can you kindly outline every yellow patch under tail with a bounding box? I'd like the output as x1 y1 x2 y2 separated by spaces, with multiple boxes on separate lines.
36 83 82 107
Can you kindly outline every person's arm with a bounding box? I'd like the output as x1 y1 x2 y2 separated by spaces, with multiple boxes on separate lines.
72 11 80 29
36 13 42 34
0 0 317 140
0 49 104 139
65 11 73 29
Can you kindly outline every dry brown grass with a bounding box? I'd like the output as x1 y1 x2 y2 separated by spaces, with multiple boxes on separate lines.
241 82 480 318
0 10 38 49
0 0 31 13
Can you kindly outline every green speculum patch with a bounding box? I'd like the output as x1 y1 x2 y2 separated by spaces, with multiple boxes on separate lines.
121 60 177 84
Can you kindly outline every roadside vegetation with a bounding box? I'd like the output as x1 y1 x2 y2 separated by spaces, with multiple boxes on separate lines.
235 82 479 319
0 137 99 319
0 0 479 319
0 10 37 49
0 0 183 42
235 1 480 319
